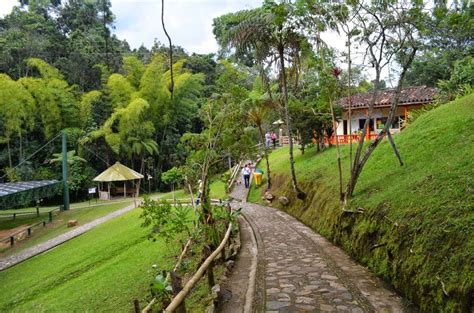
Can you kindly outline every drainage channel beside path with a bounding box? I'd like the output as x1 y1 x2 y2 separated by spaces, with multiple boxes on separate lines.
0 199 142 271
223 173 406 312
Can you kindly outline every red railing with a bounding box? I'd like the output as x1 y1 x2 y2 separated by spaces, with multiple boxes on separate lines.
324 133 380 145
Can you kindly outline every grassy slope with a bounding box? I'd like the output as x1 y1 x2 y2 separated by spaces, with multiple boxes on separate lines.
0 209 179 312
1 201 132 255
159 179 228 201
249 94 474 311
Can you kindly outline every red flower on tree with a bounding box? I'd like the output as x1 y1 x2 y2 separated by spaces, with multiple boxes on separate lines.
332 67 342 78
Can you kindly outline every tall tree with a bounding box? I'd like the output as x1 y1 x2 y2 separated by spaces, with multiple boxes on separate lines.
213 1 307 199
345 1 423 199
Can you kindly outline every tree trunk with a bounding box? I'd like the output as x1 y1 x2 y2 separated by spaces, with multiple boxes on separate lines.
347 32 353 178
346 48 415 198
257 125 271 191
329 98 344 201
386 131 404 166
346 69 381 198
7 140 12 168
278 43 305 200
161 0 174 99
172 183 176 205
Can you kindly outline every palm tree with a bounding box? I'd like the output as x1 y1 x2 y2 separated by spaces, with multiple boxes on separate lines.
214 2 307 199
127 136 159 194
248 104 272 191
50 150 86 182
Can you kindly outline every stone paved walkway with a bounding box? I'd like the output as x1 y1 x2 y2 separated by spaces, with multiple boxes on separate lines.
226 171 406 312
0 199 141 271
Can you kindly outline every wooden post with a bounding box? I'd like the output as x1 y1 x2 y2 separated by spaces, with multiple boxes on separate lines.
133 299 141 313
108 183 111 200
10 236 14 246
13 213 16 220
124 182 126 198
49 211 53 222
170 271 186 313
36 205 40 217
28 228 32 236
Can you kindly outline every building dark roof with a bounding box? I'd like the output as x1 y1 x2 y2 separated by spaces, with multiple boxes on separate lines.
0 180 61 210
338 86 437 110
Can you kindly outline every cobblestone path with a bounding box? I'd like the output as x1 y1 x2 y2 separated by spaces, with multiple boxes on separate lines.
228 173 406 312
0 200 141 271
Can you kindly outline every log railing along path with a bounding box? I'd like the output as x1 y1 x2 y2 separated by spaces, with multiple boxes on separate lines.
222 168 408 312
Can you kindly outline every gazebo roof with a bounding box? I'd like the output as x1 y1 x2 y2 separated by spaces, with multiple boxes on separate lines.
0 180 61 210
93 162 144 182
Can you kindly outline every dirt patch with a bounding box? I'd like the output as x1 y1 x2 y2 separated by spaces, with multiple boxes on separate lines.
0 225 30 250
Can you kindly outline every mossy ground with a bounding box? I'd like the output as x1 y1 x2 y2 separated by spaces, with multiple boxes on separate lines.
249 94 474 311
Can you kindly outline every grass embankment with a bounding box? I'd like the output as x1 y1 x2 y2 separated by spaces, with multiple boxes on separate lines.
249 94 474 311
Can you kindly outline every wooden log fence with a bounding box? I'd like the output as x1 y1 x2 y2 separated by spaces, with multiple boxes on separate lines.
140 223 233 313
227 161 242 190
0 208 60 247
164 223 232 313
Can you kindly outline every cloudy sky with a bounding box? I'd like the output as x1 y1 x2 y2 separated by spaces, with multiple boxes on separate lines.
0 0 265 54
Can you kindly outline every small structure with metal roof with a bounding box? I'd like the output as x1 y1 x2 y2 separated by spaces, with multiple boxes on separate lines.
93 162 143 200
0 180 61 210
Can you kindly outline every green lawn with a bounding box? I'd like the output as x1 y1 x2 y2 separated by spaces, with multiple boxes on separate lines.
159 179 229 201
248 94 474 311
0 201 132 256
0 208 180 312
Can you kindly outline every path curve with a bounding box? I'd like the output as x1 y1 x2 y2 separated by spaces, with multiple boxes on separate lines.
224 172 407 312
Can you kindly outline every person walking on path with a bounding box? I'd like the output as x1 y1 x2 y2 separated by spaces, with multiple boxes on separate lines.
242 164 251 188
265 132 271 148
271 131 277 149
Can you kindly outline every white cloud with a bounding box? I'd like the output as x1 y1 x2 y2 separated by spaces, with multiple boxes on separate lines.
0 0 17 17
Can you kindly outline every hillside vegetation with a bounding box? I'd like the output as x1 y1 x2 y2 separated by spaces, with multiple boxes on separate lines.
249 94 474 311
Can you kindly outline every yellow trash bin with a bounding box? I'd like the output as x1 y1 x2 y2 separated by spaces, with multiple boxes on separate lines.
253 172 262 186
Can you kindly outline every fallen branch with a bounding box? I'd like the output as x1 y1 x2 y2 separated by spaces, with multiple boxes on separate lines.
370 242 387 251
342 207 365 214
164 223 233 313
141 239 193 313
436 275 449 296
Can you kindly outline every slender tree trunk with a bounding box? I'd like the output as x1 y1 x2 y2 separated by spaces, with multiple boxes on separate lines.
386 131 404 166
346 69 381 198
161 0 174 99
257 125 271 191
278 43 305 200
172 183 176 205
329 98 344 201
347 32 353 178
7 140 12 168
19 132 23 163
346 48 415 198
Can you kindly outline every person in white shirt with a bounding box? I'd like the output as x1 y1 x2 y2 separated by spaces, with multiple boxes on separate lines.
265 132 271 147
241 164 251 188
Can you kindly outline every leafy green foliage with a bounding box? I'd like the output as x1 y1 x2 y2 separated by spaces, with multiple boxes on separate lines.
140 196 193 243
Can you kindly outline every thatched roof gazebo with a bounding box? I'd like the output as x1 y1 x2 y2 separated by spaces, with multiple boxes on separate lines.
93 162 143 200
